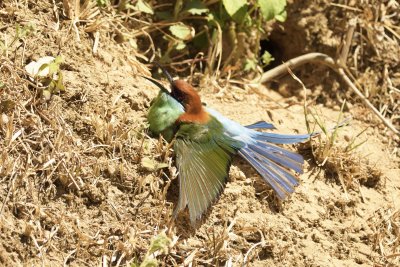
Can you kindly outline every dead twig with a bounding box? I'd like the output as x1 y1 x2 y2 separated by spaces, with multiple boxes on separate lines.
252 19 399 136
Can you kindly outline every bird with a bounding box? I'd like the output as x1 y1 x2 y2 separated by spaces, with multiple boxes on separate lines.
143 65 316 224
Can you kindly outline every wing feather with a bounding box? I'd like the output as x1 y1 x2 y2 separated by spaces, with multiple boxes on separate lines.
173 122 238 223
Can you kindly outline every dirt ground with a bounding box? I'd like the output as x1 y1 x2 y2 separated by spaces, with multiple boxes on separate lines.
1 0 399 266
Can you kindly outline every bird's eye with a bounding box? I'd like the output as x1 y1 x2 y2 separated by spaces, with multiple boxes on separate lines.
172 89 186 103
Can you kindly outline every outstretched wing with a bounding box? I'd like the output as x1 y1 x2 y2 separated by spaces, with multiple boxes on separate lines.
173 121 239 224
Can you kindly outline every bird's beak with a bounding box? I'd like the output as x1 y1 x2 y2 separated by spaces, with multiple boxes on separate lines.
140 75 171 95
152 61 175 86
141 62 177 96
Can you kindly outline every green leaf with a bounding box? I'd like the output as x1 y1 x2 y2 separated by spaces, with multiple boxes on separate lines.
261 50 274 65
54 55 63 65
169 23 195 40
16 24 32 39
173 0 184 19
38 63 50 74
148 232 171 255
131 232 172 267
222 0 247 23
184 0 209 15
96 0 108 7
244 58 257 71
175 41 186 50
275 10 287 22
56 71 65 92
136 0 154 15
48 63 59 76
207 12 215 21
258 0 287 22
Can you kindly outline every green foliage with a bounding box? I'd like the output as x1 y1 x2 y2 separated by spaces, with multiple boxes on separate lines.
135 0 154 14
130 0 287 75
222 0 248 23
42 56 65 96
258 0 287 22
261 50 274 66
244 58 257 71
169 23 194 40
131 232 172 267
184 0 209 15
15 23 34 40
1 23 35 56
26 56 65 100
96 0 109 7
147 232 171 255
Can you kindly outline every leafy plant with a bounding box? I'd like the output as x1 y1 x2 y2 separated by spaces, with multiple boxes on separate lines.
1 24 35 56
25 56 65 100
96 0 109 7
131 232 172 267
123 0 287 77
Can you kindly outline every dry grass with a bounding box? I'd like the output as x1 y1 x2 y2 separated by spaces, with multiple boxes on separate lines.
310 124 382 197
0 3 165 265
0 0 399 266
370 207 400 266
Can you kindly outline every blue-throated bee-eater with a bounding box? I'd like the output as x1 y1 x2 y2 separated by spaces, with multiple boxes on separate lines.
143 65 315 224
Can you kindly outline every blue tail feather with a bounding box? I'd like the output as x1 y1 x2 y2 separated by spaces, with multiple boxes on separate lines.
248 144 303 173
245 121 276 130
254 141 304 162
254 132 311 144
252 151 300 187
250 118 350 145
239 147 299 199
239 149 290 198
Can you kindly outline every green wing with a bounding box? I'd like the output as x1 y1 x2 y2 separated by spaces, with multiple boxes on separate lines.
173 120 240 223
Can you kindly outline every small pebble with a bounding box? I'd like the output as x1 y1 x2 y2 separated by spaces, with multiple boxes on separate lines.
1 113 9 124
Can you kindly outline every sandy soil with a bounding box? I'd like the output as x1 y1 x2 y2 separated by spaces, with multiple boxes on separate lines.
0 0 399 266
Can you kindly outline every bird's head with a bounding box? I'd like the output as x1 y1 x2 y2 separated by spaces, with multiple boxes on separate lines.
142 63 202 112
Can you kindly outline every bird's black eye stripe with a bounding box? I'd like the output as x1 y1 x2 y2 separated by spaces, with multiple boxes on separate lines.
171 87 185 102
